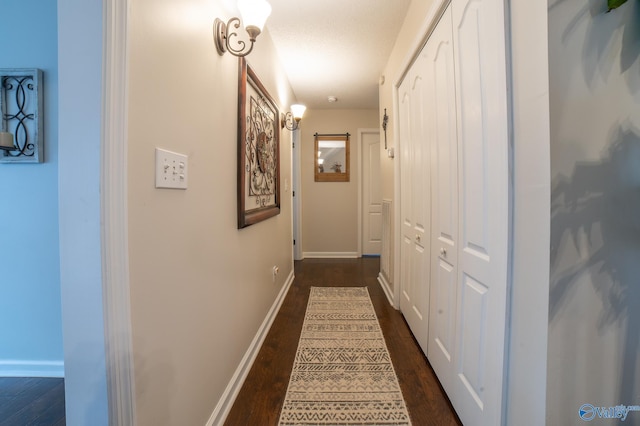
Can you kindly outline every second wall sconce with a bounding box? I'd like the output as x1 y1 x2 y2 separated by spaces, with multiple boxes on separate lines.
214 0 272 57
281 104 306 131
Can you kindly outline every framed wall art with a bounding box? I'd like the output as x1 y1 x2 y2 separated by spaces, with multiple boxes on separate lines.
237 57 281 228
314 133 350 182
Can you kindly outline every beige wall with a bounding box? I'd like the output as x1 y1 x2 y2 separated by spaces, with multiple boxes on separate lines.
299 109 378 256
126 0 295 423
378 0 436 290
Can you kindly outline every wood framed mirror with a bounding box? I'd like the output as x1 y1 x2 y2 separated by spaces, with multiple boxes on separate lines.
314 133 350 182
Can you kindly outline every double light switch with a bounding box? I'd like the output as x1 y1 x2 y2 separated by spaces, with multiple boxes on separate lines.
155 148 188 189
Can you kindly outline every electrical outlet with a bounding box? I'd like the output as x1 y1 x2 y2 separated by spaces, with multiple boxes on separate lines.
155 148 188 189
272 265 279 282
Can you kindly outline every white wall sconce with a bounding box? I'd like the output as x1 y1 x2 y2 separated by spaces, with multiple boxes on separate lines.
281 104 306 131
0 69 44 163
214 0 272 57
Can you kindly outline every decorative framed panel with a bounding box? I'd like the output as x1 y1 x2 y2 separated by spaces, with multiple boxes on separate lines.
0 69 44 163
314 133 350 182
237 58 281 228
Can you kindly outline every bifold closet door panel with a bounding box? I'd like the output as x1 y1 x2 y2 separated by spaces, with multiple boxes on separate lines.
398 56 432 355
425 4 459 399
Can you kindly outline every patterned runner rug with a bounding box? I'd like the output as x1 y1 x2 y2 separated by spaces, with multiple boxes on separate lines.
278 287 412 425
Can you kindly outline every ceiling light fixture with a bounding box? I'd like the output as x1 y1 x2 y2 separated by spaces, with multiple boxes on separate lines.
327 96 338 103
214 0 272 58
281 104 306 131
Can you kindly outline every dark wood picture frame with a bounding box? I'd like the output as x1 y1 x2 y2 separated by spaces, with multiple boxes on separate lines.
237 57 281 228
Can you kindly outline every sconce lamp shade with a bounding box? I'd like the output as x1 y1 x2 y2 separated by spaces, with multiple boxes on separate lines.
238 0 272 36
291 104 307 121
214 0 271 57
281 103 306 131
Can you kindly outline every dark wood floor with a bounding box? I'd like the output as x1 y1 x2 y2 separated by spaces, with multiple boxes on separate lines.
225 258 461 426
0 377 65 426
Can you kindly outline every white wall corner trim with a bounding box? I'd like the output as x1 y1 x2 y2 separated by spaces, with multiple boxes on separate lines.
303 252 359 259
102 0 136 424
206 270 296 426
0 360 64 378
377 273 396 309
504 0 550 423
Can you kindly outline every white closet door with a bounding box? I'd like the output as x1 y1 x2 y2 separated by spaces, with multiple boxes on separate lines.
451 0 510 424
398 59 431 354
362 131 382 255
425 5 459 397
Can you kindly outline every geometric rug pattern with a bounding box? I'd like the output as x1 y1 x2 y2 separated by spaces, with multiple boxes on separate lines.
278 287 412 425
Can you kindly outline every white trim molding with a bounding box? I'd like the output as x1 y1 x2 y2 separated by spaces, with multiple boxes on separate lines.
303 252 359 259
377 273 396 309
102 0 136 424
0 360 64 378
207 270 296 426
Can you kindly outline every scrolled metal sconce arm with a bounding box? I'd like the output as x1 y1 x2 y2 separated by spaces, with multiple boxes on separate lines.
281 112 301 131
214 17 259 58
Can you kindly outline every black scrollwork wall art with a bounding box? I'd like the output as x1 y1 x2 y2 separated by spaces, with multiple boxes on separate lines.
237 58 281 228
382 108 389 149
0 69 43 163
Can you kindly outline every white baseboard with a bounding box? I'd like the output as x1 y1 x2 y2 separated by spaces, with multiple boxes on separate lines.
303 252 359 259
206 269 295 426
377 273 397 309
0 360 64 377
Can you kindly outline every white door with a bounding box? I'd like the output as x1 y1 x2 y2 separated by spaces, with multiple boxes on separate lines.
451 0 510 423
425 5 459 398
362 130 382 255
399 55 431 354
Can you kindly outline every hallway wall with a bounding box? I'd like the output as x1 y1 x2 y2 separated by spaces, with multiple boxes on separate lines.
547 0 640 423
126 0 296 424
299 109 378 257
0 0 63 376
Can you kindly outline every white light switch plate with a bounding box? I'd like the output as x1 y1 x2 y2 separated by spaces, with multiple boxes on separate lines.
155 148 188 189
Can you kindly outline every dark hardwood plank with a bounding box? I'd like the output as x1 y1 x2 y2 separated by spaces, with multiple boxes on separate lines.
0 378 42 397
224 258 461 426
0 378 65 426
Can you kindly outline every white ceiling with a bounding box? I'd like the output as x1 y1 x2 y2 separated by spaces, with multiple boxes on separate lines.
264 0 411 110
